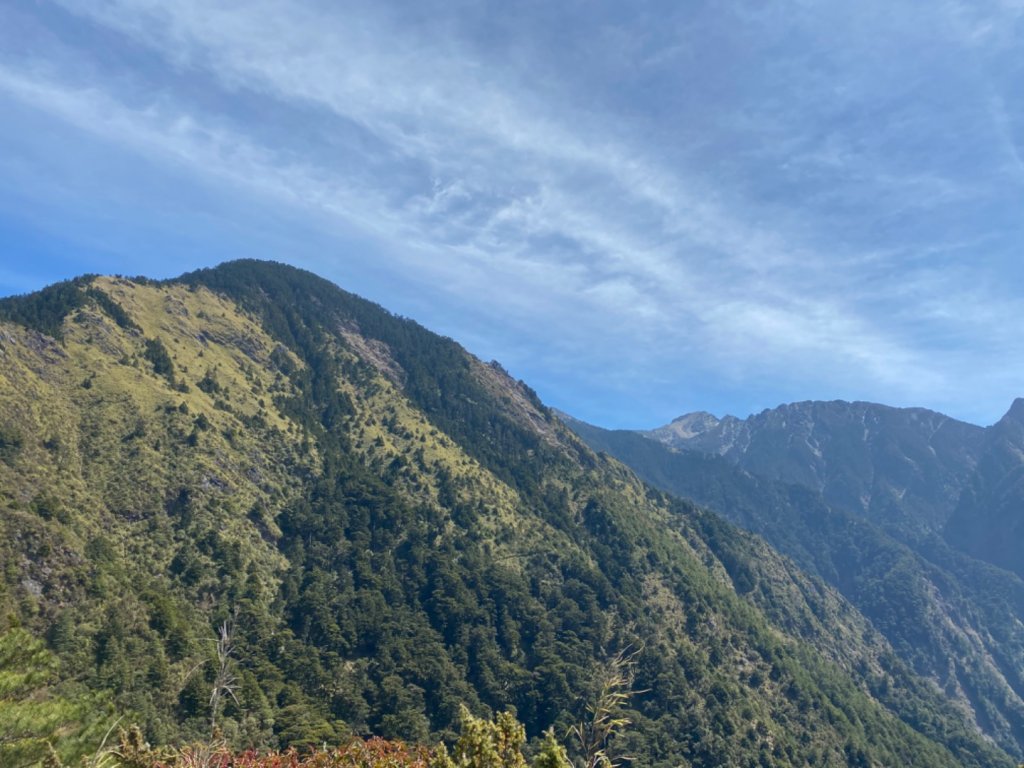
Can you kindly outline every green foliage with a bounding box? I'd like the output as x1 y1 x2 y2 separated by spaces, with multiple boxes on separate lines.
103 725 172 768
0 423 24 465
0 277 92 340
531 731 571 768
448 707 527 768
0 278 139 341
85 288 140 332
144 338 175 383
196 371 223 396
0 626 62 766
0 627 112 767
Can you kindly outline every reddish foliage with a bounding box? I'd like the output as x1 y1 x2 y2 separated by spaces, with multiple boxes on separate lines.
154 738 435 768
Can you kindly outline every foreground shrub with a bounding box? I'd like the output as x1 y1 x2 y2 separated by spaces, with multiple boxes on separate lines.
159 738 433 768
122 709 569 768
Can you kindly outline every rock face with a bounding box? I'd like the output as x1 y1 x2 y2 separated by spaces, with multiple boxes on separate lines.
647 399 1024 581
646 410 722 442
945 399 1024 579
644 400 988 534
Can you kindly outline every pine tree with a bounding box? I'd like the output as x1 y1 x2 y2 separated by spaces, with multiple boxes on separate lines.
0 627 110 766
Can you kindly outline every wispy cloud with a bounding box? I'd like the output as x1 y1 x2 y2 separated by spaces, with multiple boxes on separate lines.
0 0 1021 427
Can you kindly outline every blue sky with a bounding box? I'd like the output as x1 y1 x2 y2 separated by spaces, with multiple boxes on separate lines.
1 1 1022 428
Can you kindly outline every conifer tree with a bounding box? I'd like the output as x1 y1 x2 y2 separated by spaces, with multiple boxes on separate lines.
0 627 86 766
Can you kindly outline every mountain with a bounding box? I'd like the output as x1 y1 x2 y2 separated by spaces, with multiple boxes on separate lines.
645 401 987 534
0 261 1014 767
565 404 1024 758
945 399 1024 579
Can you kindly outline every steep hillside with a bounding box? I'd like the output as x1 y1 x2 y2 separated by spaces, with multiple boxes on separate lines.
0 261 1013 767
945 399 1024 579
567 412 1024 757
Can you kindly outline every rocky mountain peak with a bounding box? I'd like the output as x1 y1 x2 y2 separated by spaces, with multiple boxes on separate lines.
665 410 721 438
998 397 1024 427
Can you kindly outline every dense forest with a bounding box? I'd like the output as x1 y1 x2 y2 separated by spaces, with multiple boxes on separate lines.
0 261 1017 766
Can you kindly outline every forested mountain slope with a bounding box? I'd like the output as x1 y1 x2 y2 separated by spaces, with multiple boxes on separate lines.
0 261 1013 767
565 408 1024 758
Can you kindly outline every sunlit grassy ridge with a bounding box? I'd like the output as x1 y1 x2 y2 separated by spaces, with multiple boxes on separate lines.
0 261 1014 767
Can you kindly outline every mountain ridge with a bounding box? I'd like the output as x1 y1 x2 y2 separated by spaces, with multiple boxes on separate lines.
0 260 1014 767
564 400 1024 758
643 399 988 534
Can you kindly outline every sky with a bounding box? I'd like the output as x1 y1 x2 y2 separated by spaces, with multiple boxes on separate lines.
1 1 1023 429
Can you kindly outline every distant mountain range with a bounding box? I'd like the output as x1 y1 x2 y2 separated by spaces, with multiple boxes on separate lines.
645 401 987 534
563 398 1024 758
0 260 1018 767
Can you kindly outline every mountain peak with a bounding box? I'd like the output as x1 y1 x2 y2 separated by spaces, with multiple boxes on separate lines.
998 397 1024 426
663 410 721 439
